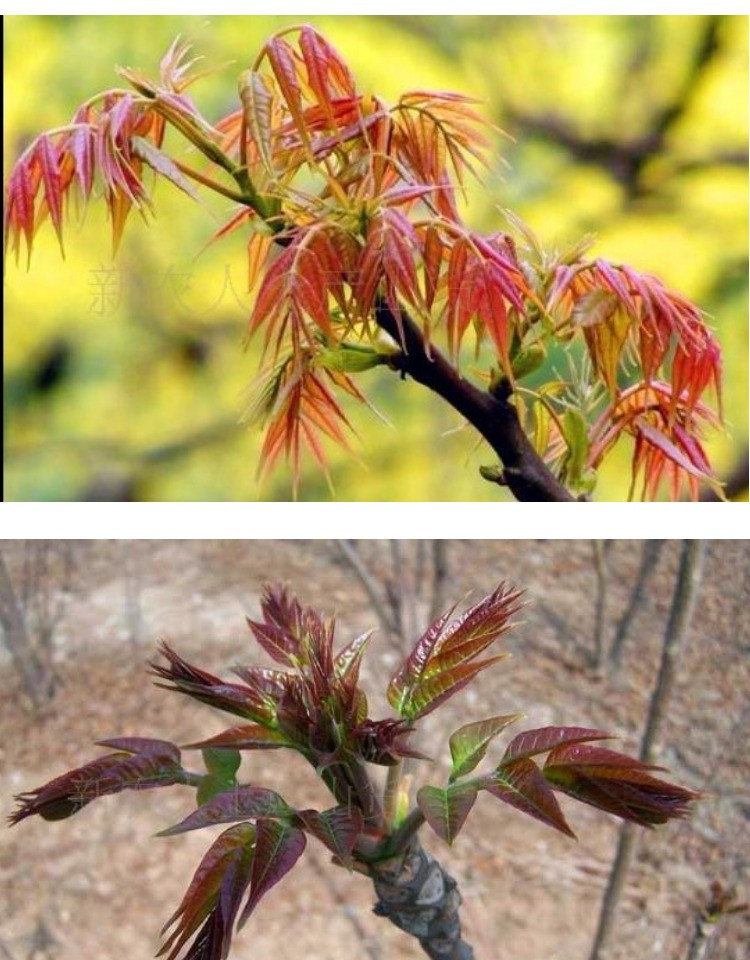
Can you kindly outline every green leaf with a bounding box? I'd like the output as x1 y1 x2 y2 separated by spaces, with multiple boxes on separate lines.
195 747 241 804
511 343 546 380
417 782 478 845
202 747 241 778
196 773 232 806
560 408 590 491
317 344 388 374
449 713 524 781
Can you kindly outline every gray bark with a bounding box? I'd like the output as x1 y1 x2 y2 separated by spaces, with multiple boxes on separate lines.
609 540 664 671
639 539 706 765
684 917 714 960
0 551 51 708
587 539 706 960
371 840 474 960
332 540 399 637
429 541 450 622
591 540 609 669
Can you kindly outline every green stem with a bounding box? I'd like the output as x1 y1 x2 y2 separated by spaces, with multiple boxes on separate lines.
173 160 252 205
370 806 426 862
384 760 403 829
176 770 204 788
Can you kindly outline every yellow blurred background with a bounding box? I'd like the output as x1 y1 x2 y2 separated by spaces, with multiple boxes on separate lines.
3 15 748 501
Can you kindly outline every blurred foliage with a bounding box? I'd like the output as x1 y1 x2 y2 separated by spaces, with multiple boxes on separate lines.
3 15 747 501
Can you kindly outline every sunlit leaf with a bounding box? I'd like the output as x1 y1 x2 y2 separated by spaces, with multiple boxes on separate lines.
131 135 200 199
396 656 509 722
388 583 522 720
449 713 524 781
239 70 276 173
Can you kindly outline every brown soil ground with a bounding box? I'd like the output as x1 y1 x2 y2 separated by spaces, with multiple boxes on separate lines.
0 540 748 960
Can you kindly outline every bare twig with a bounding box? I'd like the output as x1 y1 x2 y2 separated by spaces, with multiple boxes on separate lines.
685 881 749 960
0 551 52 709
388 540 408 639
120 541 145 646
591 540 609 669
429 540 450 622
332 540 399 637
588 540 706 960
610 540 665 671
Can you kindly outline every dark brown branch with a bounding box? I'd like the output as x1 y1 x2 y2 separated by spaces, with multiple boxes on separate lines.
374 298 575 502
371 839 474 960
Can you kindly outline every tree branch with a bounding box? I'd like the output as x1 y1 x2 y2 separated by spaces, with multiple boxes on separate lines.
371 839 474 960
374 298 575 502
331 540 400 636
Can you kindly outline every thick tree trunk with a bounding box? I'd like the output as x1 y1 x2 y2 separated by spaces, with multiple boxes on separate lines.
370 840 474 960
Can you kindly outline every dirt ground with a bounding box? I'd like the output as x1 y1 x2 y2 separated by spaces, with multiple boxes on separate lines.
0 540 748 960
